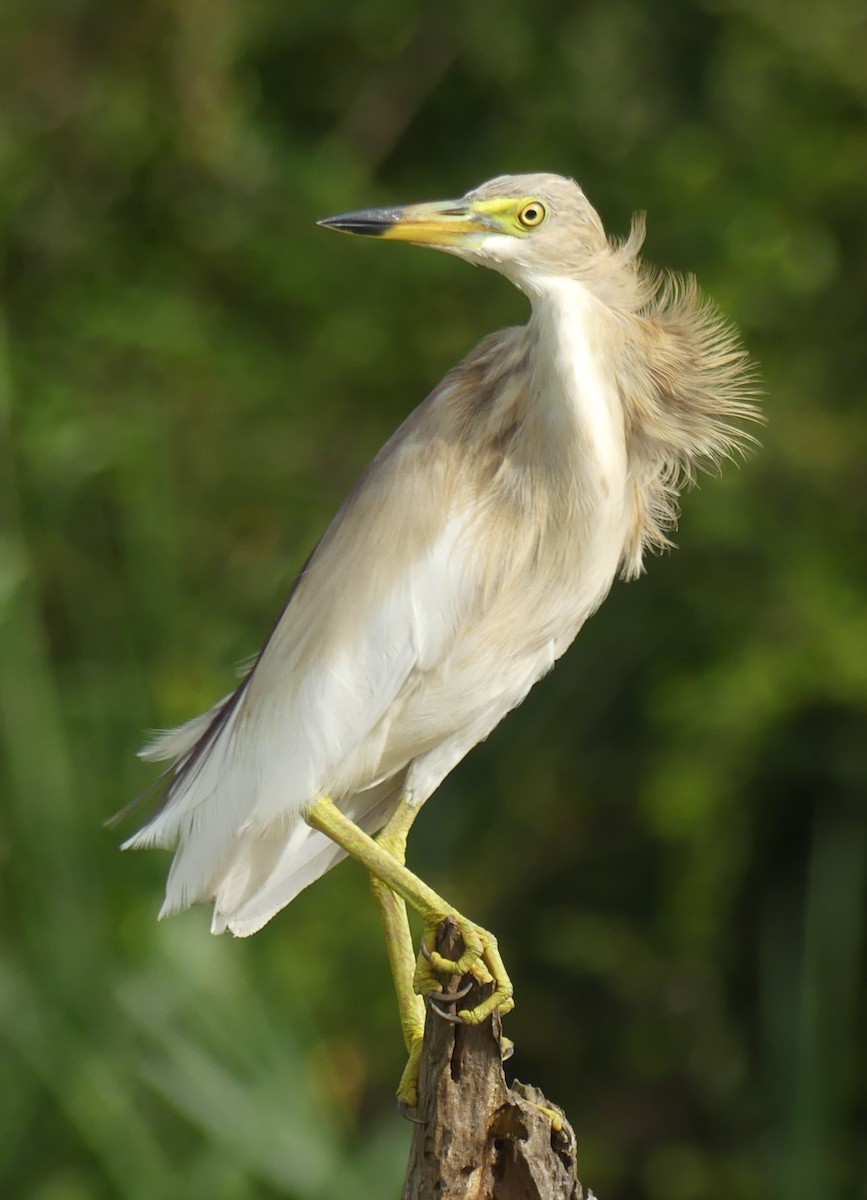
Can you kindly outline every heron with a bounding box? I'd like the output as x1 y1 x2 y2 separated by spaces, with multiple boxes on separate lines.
120 173 759 1106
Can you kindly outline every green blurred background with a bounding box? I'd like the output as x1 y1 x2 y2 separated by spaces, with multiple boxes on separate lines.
1 1 865 1197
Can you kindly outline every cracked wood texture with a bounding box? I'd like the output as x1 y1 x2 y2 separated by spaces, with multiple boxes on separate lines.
402 919 587 1200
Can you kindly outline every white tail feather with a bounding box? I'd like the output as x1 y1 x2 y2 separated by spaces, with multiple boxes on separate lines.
137 699 230 762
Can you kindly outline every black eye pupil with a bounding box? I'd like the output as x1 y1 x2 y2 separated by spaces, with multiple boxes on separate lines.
525 208 538 221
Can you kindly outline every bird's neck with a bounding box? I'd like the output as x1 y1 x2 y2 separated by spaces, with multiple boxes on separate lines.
524 277 629 504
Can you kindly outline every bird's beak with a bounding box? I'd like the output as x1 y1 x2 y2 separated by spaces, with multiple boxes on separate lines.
317 199 493 248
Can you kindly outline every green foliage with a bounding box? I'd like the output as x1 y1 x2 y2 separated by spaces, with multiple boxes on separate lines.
1 1 865 1196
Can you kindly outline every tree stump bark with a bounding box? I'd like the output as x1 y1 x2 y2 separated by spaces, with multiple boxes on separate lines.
401 919 590 1200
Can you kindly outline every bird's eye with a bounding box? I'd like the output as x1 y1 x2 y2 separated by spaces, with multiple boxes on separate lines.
517 201 547 228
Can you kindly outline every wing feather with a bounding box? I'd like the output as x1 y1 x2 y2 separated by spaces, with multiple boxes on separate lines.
124 394 480 913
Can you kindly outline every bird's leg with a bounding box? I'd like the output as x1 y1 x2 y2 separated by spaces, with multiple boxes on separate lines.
306 796 514 1105
368 799 425 1059
306 796 513 1006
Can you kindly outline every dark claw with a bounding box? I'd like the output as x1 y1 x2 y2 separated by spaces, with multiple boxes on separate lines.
397 1099 426 1125
427 979 474 1004
419 938 433 962
428 998 465 1024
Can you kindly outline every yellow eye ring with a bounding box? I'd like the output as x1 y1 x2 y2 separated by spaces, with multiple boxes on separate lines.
517 200 547 228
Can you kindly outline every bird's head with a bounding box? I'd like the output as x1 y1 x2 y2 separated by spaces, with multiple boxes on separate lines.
318 173 610 296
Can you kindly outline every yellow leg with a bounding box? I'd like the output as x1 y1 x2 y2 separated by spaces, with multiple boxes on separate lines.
368 799 426 1054
306 795 515 1106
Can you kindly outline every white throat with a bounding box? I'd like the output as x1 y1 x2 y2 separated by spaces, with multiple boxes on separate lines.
527 277 629 504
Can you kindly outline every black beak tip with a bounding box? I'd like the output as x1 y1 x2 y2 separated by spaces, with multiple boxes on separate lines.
316 210 398 237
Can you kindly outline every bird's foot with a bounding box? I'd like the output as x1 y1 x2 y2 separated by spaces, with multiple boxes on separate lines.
396 921 514 1114
414 914 515 1027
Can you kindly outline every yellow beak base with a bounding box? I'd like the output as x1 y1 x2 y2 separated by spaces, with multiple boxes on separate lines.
318 200 492 247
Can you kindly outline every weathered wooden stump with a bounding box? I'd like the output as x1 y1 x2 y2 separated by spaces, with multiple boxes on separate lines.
402 919 589 1200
